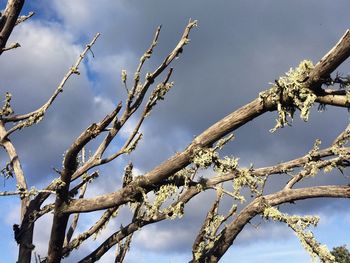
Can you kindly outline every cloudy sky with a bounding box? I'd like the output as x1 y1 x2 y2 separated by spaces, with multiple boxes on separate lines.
1 1 350 262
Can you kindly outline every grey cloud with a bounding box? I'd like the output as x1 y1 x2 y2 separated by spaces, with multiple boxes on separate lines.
2 0 350 262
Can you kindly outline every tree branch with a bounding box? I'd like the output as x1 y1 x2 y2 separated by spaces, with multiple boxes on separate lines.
0 0 25 55
15 11 34 25
2 33 101 134
198 185 350 262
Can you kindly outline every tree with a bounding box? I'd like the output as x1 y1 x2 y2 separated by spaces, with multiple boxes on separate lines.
331 245 350 263
1 1 350 263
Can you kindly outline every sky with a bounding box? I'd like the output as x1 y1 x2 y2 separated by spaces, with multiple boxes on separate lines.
0 0 350 262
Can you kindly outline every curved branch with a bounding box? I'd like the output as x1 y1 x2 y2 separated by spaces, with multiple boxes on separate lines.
199 185 350 262
307 29 350 91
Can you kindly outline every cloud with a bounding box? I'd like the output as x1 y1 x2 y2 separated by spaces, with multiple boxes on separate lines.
134 224 193 253
2 1 350 262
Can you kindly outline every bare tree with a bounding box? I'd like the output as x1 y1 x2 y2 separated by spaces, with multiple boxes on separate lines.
1 2 350 263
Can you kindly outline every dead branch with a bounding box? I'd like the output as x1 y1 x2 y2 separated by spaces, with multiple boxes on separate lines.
0 0 25 55
195 185 350 262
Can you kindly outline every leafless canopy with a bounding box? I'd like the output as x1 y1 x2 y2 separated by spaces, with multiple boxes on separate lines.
1 2 350 263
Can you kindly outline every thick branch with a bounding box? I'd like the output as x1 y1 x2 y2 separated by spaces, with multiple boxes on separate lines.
46 103 121 263
62 27 350 214
0 0 24 55
62 98 274 214
78 186 200 263
199 185 350 262
307 30 350 91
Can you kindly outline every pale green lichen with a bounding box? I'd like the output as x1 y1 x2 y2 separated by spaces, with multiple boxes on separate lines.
152 184 177 209
17 110 45 130
145 81 174 117
163 201 184 219
134 72 140 83
70 66 80 75
192 145 238 174
193 213 224 261
121 69 127 83
196 183 204 192
214 156 239 174
307 139 322 161
259 60 316 132
52 178 66 190
193 148 218 169
192 133 236 174
323 162 336 173
263 207 335 263
141 184 181 219
213 134 235 151
122 162 134 187
232 168 265 202
125 133 143 153
303 161 319 177
154 82 174 101
0 92 14 116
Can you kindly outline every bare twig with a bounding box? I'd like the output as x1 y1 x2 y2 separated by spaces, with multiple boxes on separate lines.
127 25 162 107
0 189 55 197
62 207 119 257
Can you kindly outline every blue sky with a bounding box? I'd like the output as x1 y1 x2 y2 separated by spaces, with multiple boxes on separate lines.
0 1 350 262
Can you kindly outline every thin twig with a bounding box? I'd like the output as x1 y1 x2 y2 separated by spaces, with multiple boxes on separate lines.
1 42 20 52
15 11 34 25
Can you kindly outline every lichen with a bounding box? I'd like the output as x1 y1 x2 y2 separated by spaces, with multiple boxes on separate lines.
259 60 316 132
140 184 182 220
213 134 235 150
305 139 322 162
121 69 127 83
192 141 238 174
0 92 14 116
193 212 224 261
214 156 239 174
145 81 174 117
193 148 218 169
164 201 184 219
125 133 143 153
263 206 335 263
232 168 265 202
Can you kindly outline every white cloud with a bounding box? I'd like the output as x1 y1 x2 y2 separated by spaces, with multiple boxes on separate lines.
50 0 131 37
133 224 193 252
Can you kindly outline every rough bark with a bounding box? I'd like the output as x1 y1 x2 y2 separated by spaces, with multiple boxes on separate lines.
198 186 350 263
0 0 24 55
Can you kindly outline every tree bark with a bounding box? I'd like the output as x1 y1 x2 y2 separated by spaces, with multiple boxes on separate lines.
0 0 24 55
199 186 350 262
